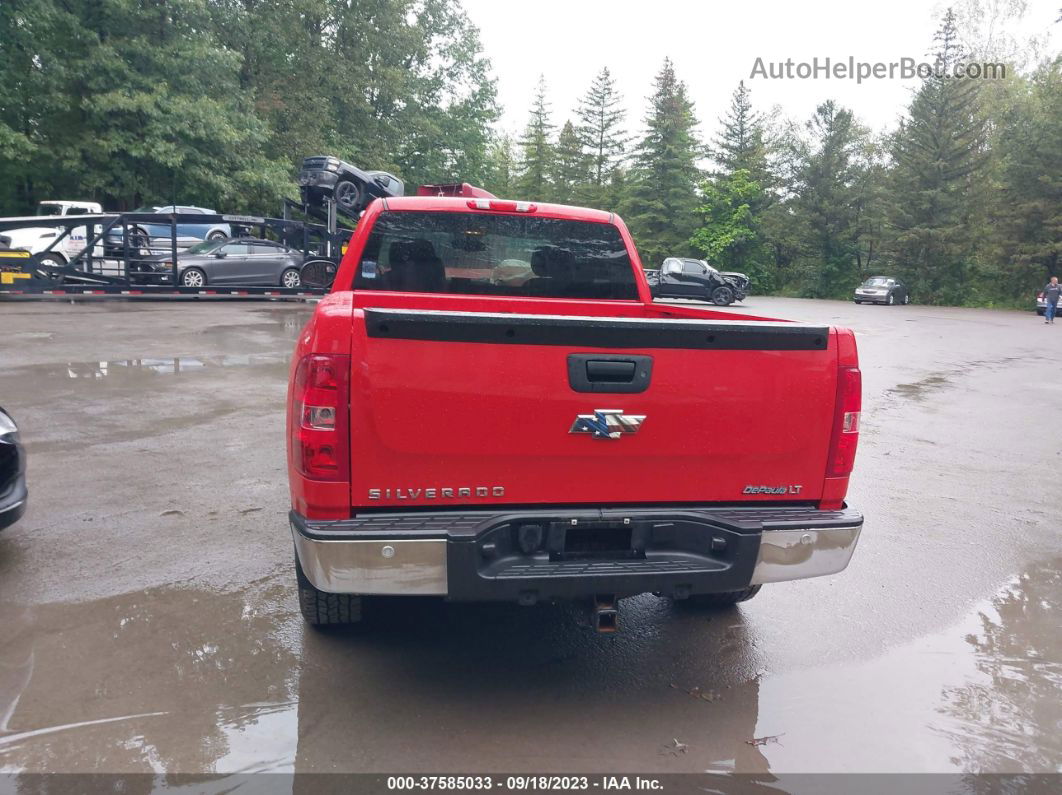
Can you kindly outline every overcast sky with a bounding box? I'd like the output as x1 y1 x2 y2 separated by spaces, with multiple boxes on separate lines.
460 0 1059 141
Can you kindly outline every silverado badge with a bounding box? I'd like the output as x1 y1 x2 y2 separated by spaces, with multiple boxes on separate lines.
570 409 646 440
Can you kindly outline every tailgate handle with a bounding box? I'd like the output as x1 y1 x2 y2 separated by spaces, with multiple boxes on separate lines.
587 360 636 382
568 354 652 394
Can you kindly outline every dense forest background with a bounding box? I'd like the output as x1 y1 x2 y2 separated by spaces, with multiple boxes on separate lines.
0 0 1059 305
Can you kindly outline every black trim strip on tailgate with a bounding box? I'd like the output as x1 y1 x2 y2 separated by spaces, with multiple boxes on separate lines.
364 308 830 350
291 506 863 541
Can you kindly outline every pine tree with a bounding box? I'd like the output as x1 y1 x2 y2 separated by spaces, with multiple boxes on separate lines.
992 62 1062 289
516 75 555 200
788 101 868 297
692 81 776 287
623 59 703 268
711 81 769 183
550 121 589 204
887 8 988 302
483 133 519 199
575 67 628 189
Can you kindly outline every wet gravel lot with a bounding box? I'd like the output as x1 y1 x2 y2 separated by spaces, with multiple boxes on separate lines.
0 296 1059 778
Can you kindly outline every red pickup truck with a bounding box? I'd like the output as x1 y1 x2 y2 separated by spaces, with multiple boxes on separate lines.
287 194 863 630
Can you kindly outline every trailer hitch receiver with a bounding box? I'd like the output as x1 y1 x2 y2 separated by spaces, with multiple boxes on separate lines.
592 594 618 634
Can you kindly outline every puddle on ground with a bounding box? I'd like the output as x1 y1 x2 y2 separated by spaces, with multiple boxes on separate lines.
887 374 952 401
197 308 311 341
0 354 291 385
0 586 300 775
0 560 1058 775
753 560 1062 773
885 357 1031 404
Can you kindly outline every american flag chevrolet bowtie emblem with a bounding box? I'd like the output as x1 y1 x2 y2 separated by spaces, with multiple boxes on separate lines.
569 409 646 440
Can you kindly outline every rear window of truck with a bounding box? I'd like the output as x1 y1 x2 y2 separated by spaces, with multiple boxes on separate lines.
353 211 638 300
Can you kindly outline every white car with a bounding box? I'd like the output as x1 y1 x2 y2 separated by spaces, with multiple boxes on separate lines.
1 201 105 268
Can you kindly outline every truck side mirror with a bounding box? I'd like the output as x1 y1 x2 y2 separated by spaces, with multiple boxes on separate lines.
301 259 337 289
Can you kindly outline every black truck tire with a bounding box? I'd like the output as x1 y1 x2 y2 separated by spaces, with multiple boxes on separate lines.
686 585 761 608
296 555 363 627
333 180 362 213
711 285 735 306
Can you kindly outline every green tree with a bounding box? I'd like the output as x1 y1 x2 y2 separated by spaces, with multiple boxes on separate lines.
788 101 868 297
991 61 1062 287
887 8 988 303
711 81 771 185
0 0 500 216
550 121 589 204
574 66 628 203
623 58 702 268
690 170 771 289
850 136 890 279
0 0 284 213
693 81 777 289
483 133 519 198
320 0 499 187
515 75 555 200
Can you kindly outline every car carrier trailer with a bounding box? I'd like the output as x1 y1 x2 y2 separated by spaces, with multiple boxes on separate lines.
0 206 349 299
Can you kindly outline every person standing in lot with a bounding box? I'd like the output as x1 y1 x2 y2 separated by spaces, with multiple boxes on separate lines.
1044 276 1061 324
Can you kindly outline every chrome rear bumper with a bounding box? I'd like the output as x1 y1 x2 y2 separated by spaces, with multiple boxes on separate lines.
293 533 448 595
751 525 862 584
291 506 862 598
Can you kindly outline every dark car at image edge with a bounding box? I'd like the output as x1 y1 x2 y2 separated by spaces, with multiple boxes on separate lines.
0 406 27 531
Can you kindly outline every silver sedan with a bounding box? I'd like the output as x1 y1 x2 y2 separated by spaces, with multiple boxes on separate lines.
135 238 305 287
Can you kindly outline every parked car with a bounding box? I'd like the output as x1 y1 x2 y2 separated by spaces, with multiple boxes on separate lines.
133 237 304 287
1 200 104 267
645 258 747 305
1036 290 1050 316
287 194 863 631
0 406 26 531
297 155 404 219
854 276 909 305
104 205 232 255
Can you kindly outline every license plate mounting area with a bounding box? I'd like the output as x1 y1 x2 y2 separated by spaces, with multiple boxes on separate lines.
548 518 646 561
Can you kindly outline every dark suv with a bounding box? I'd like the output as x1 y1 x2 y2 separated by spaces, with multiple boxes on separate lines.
297 156 404 219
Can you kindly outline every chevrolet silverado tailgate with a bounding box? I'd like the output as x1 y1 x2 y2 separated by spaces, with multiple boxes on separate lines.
350 308 837 508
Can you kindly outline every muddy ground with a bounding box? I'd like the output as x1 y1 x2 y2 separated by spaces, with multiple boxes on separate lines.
0 297 1059 779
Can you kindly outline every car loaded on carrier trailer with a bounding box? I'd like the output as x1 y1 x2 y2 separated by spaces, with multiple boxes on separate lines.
287 189 864 632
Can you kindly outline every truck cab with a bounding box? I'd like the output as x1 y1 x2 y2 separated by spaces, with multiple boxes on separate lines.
1 201 105 267
287 193 863 631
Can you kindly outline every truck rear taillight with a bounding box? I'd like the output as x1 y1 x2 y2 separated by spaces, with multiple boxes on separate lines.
291 354 349 481
827 366 861 477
